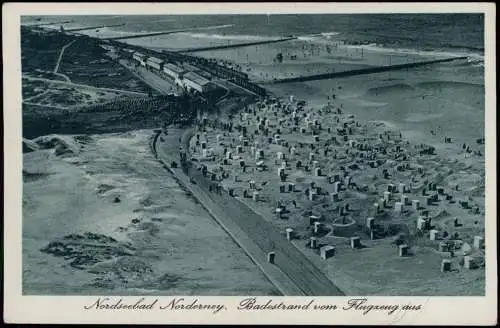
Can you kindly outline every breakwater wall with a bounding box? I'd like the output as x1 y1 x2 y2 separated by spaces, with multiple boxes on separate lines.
103 28 204 41
176 37 297 53
265 56 469 84
25 20 73 27
66 24 125 32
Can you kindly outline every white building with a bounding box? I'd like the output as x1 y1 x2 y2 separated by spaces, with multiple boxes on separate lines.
163 63 187 88
163 63 185 80
163 63 187 87
182 71 212 93
146 56 164 70
132 52 147 66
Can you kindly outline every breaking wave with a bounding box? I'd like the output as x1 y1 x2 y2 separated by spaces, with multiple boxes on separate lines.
294 30 484 66
297 32 485 66
179 32 280 42
320 31 341 38
82 24 234 38
83 24 485 66
341 42 484 62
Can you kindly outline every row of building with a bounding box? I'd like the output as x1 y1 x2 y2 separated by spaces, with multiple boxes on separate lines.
124 49 213 93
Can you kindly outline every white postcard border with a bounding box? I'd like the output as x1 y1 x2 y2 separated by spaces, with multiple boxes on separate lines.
3 2 497 325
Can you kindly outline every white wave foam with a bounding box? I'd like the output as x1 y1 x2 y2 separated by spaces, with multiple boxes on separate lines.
341 42 484 63
320 32 340 37
296 31 340 42
293 31 483 64
81 25 484 66
296 36 316 42
296 35 337 45
84 24 234 38
195 24 234 31
470 62 485 68
180 32 280 42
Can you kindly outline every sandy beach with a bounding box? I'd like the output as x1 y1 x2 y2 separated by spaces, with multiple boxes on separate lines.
189 94 485 295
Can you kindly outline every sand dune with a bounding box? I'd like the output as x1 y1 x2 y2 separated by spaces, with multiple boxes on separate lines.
32 134 81 156
22 138 39 153
23 130 278 295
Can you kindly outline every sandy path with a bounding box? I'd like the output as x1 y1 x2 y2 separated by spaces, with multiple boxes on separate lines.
53 40 76 81
22 76 149 96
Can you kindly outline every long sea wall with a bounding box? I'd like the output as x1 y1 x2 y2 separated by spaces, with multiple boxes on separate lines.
264 56 468 84
176 37 297 53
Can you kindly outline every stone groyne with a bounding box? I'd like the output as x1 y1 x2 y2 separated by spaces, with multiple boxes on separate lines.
176 37 297 53
265 56 469 84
